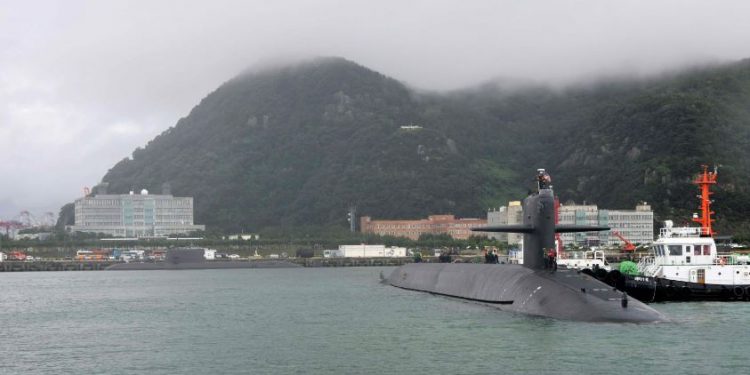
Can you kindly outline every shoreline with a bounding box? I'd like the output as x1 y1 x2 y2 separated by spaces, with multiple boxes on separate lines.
0 257 416 272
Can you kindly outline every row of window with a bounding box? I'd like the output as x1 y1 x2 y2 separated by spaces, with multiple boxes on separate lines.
375 231 419 238
78 208 192 215
559 218 653 224
74 224 202 229
606 224 652 229
79 214 193 220
655 244 712 256
607 215 654 220
373 230 473 239
372 223 482 229
79 215 122 220
81 199 192 207
559 215 653 220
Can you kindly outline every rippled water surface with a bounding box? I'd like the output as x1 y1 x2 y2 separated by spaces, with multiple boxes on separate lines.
1 268 749 374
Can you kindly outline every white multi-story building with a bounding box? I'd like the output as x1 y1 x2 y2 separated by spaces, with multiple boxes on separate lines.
486 206 508 242
558 204 600 246
487 201 523 245
600 203 655 246
558 202 654 247
68 189 205 238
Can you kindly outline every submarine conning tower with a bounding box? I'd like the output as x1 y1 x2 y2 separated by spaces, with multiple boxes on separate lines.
474 168 610 270
521 169 556 270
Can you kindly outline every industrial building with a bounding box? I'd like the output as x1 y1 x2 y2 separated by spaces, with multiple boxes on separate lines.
359 215 487 240
487 201 654 247
67 186 205 238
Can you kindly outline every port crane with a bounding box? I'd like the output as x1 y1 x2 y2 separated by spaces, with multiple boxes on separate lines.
0 220 23 236
611 231 636 252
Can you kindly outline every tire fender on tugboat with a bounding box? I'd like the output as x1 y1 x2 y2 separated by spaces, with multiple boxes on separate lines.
679 286 692 299
733 286 744 298
665 285 677 298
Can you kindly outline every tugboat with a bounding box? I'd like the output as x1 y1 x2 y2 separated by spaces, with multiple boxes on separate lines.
609 165 750 302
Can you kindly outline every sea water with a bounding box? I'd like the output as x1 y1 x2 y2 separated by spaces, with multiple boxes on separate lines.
1 267 748 375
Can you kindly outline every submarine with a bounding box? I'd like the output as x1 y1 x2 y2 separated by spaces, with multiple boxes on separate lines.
385 169 666 322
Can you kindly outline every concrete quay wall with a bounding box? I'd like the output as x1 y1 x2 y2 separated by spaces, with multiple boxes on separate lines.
291 257 414 267
0 261 116 272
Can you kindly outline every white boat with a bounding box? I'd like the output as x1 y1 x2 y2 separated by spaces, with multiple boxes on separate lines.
510 240 611 271
557 250 612 272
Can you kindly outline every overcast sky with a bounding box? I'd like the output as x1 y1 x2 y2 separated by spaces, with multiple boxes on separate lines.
1 0 749 220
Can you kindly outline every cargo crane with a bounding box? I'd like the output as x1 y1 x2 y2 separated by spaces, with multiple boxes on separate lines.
40 212 56 227
612 231 636 252
16 210 38 228
7 210 57 230
0 220 23 236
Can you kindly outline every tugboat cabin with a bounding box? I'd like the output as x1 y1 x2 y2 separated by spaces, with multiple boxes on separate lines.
654 226 716 266
648 223 750 285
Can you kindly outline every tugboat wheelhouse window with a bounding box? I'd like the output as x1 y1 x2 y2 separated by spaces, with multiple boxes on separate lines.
668 245 683 256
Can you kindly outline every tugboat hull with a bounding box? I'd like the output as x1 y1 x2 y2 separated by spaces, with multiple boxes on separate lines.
619 274 750 302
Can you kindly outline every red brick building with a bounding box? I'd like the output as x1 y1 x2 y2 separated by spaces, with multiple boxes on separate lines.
359 215 487 240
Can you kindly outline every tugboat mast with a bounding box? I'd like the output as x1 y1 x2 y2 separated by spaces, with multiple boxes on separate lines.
692 165 718 237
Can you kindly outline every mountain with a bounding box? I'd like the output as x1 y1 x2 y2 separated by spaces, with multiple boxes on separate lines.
82 57 750 237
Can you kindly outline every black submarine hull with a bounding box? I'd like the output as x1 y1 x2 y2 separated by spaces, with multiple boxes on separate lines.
387 263 666 322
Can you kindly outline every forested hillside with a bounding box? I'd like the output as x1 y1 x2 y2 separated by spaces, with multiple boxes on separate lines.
73 57 750 236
